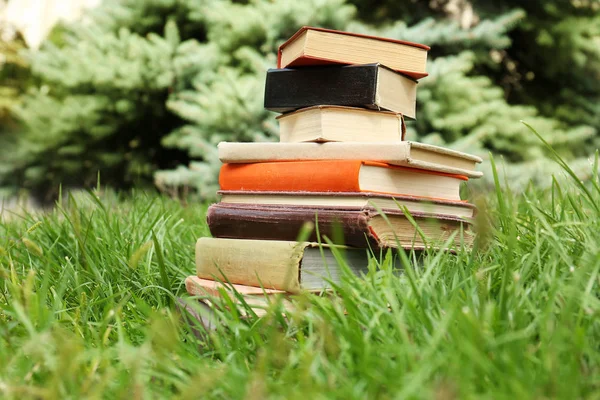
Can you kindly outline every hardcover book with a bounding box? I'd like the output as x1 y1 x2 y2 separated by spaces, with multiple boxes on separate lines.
219 160 468 202
207 203 474 250
195 237 370 292
277 106 405 143
217 141 483 178
264 64 417 118
278 26 429 79
185 276 293 317
217 191 476 218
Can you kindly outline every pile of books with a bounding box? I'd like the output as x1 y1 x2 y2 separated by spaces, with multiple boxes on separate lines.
184 26 483 314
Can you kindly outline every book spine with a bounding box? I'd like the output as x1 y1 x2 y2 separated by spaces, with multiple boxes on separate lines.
185 276 285 297
400 114 406 140
277 48 282 69
219 161 363 192
264 66 378 113
207 203 379 248
218 142 410 165
195 237 307 292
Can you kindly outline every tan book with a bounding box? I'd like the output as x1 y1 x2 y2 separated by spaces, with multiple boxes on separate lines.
217 141 483 178
217 191 476 219
195 237 370 292
277 106 405 143
278 26 429 80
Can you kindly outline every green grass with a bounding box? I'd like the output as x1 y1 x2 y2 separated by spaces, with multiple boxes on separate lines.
1 154 600 399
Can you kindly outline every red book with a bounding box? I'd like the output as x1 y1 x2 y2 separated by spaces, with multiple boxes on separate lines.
218 161 467 202
278 26 430 80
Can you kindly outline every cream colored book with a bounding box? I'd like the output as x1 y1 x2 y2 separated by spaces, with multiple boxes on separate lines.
278 26 429 80
277 106 405 143
217 191 476 219
217 141 483 178
195 237 369 293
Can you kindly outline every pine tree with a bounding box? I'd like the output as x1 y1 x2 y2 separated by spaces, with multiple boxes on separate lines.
160 1 597 194
470 0 600 130
0 24 32 197
1 0 597 198
0 15 191 199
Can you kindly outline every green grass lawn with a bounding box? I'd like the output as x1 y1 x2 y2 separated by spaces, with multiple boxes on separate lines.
1 155 600 399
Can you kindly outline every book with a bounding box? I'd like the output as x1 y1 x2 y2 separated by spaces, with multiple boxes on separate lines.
185 276 293 317
264 64 417 118
278 26 429 80
206 203 474 249
219 161 468 202
217 141 483 178
217 191 476 218
176 297 221 333
277 106 405 143
195 237 370 292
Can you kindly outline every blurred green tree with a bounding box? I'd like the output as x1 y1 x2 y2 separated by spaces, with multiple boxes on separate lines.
0 25 32 196
0 0 597 198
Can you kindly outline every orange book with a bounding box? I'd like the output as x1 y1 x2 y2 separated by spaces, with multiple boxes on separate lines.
219 161 468 202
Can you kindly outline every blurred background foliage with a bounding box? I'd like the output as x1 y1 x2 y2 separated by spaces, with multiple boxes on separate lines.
0 0 598 200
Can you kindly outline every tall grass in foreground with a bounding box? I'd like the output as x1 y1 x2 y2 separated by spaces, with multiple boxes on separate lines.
1 154 600 397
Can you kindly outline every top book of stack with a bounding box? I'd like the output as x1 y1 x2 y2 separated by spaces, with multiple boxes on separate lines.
278 26 430 80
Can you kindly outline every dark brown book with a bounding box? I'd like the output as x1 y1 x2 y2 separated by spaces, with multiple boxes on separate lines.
207 203 473 250
264 64 417 118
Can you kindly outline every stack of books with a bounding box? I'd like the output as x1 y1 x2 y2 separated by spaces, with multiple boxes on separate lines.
185 27 483 314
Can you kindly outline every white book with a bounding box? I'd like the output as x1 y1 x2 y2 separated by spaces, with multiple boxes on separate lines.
218 141 483 178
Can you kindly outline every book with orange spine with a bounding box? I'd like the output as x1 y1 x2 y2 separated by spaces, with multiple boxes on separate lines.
219 161 468 202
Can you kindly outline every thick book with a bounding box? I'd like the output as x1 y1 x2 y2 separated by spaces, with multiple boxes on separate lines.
207 203 474 250
217 141 483 178
278 106 405 143
195 237 370 292
278 26 429 80
264 64 417 118
217 191 476 219
219 161 468 202
185 276 293 317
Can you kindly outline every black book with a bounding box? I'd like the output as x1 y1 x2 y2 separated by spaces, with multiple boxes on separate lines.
264 63 417 118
